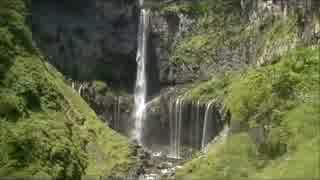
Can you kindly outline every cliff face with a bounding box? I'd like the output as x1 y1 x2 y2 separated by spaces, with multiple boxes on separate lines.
151 0 319 85
29 0 319 149
30 0 139 90
150 10 195 85
29 0 320 90
165 1 320 179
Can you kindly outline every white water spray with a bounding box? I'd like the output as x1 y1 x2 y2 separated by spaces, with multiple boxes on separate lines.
133 1 150 144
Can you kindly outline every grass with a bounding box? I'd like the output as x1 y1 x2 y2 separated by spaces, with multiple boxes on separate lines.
176 133 260 180
0 0 136 179
176 47 320 179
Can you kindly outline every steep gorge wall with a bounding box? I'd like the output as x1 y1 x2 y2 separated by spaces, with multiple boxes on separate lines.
138 0 320 154
30 0 139 90
151 0 320 85
28 0 319 155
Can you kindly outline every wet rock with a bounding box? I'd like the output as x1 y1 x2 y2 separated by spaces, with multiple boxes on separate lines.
157 162 173 169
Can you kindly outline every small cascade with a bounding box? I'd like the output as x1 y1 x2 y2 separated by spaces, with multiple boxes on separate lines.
202 126 230 153
169 98 183 159
70 81 86 96
113 96 121 131
189 100 202 150
133 0 150 144
195 100 201 149
178 98 183 158
188 101 194 149
201 99 216 150
78 84 83 96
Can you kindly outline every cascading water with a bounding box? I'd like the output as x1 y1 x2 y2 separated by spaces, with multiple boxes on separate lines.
201 99 216 150
133 0 150 145
113 97 121 131
169 98 183 158
195 100 201 149
78 84 83 95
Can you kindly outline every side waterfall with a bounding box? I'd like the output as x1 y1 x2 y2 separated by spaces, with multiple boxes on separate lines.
195 100 201 149
169 98 183 158
201 99 216 150
133 1 150 144
113 96 121 131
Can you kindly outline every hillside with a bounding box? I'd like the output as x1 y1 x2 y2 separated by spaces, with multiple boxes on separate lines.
158 0 320 179
0 0 136 179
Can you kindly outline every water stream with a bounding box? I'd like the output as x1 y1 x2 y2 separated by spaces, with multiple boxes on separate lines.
195 100 201 149
130 1 228 178
113 96 121 131
133 1 150 144
169 98 184 159
201 99 216 150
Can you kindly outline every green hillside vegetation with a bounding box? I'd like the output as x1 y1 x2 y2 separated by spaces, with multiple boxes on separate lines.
171 0 319 179
0 0 135 179
159 0 300 68
176 46 320 180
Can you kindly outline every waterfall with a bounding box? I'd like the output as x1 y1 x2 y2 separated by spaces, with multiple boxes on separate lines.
189 101 194 148
203 126 230 153
113 97 121 131
201 99 216 150
133 1 150 144
195 100 201 149
139 0 144 7
178 98 183 158
169 98 183 158
78 84 83 96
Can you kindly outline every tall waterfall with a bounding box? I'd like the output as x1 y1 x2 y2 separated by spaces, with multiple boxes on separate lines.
169 98 183 158
133 0 150 144
201 99 216 150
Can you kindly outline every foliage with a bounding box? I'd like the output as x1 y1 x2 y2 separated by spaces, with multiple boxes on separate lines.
176 133 261 180
0 0 136 179
168 0 242 66
176 47 320 179
183 73 233 102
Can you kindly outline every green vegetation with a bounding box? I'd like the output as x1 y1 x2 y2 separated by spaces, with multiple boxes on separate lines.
183 73 232 102
0 0 136 179
161 0 300 69
165 2 319 177
176 133 260 180
176 47 320 179
170 3 319 178
167 0 242 66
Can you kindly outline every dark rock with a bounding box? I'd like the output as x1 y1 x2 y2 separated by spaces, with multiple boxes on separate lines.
30 0 139 91
150 10 196 85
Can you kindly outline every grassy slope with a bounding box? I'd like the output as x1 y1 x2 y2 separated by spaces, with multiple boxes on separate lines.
0 0 135 179
159 0 320 179
177 47 320 180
